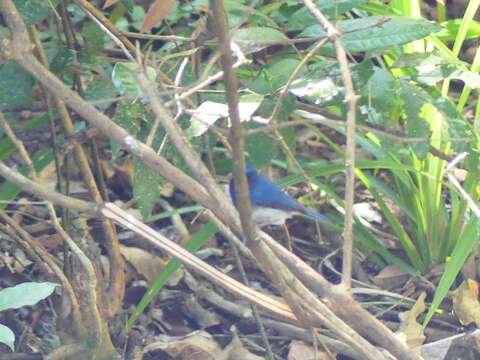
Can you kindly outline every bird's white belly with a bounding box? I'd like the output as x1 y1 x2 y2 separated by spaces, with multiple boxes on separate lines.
252 206 293 227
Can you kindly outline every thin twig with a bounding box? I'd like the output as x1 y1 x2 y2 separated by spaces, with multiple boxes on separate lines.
302 0 359 290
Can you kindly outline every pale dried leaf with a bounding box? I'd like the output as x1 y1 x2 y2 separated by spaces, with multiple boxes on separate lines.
397 291 426 348
452 279 480 326
288 340 330 360
143 330 221 360
373 265 410 289
217 333 263 360
120 245 166 283
141 0 176 33
103 0 119 8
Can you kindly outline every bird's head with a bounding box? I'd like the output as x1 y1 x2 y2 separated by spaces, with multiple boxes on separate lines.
245 163 258 182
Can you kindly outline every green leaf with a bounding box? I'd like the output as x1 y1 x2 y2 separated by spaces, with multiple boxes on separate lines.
50 49 75 74
232 27 288 54
287 0 368 31
437 19 480 41
301 16 441 52
112 62 157 98
423 219 479 327
127 222 218 330
81 22 105 63
13 0 61 25
0 323 15 351
364 67 397 113
111 100 150 157
84 75 118 111
0 282 58 312
0 63 34 108
246 124 278 168
249 58 302 94
399 80 431 157
133 159 163 219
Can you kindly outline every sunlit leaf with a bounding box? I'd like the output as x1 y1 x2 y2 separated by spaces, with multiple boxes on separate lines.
301 16 440 52
0 324 15 351
0 282 58 312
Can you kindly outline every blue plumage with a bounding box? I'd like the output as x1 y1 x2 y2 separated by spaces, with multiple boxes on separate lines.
229 164 329 225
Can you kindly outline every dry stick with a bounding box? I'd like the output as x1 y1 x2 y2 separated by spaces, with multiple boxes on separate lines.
0 162 96 214
302 0 359 290
207 4 274 358
262 234 421 360
29 21 124 317
72 0 137 56
208 0 257 244
101 203 297 322
47 202 118 359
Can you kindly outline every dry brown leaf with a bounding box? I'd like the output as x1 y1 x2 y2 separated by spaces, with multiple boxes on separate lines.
120 245 167 283
452 279 480 326
373 265 410 290
397 291 426 349
217 333 263 360
103 0 120 9
142 330 221 360
288 340 331 360
141 0 176 33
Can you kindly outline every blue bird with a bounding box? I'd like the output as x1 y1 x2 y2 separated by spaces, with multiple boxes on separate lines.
229 164 330 226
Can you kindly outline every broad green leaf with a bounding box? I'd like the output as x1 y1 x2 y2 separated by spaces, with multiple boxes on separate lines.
133 158 163 219
81 22 105 64
0 323 14 351
300 16 440 52
112 62 157 98
0 282 58 311
111 100 150 157
127 222 218 330
437 19 480 41
423 219 479 327
0 64 34 108
364 67 397 114
13 0 61 25
50 49 75 74
232 27 288 54
245 124 278 168
287 0 368 31
84 75 118 111
399 80 431 157
249 58 302 94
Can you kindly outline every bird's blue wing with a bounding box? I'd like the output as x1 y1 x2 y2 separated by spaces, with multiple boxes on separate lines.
302 207 330 224
250 174 304 212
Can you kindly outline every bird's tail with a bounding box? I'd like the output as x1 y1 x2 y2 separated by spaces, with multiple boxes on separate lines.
302 207 330 224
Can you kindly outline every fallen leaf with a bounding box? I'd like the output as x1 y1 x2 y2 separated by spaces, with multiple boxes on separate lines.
120 245 167 283
141 0 176 33
217 332 263 360
452 279 480 326
397 291 426 349
103 0 119 8
288 340 331 360
373 265 410 290
143 330 220 360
